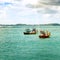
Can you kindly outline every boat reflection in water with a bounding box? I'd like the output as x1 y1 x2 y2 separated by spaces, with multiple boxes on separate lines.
39 30 51 38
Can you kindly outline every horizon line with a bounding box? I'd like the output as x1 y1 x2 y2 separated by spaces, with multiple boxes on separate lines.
0 23 60 25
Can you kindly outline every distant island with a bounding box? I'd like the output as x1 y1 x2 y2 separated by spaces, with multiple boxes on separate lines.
40 23 60 26
0 23 60 28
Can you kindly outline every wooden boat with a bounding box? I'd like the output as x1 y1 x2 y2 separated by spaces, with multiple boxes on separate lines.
24 32 30 34
39 35 50 38
24 32 36 35
39 30 50 38
24 28 36 35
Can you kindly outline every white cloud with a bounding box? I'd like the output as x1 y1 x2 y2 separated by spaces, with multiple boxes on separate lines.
26 0 60 14
0 0 60 24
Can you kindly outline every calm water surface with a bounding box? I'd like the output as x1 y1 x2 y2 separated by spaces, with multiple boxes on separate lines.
0 26 60 60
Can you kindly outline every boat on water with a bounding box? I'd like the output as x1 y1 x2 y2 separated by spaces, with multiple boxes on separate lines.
24 32 36 34
24 29 36 35
39 35 50 38
39 30 51 38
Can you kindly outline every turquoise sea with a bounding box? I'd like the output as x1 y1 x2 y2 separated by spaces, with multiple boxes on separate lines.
0 25 60 60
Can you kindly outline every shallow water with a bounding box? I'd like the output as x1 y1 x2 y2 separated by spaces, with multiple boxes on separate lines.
0 26 60 60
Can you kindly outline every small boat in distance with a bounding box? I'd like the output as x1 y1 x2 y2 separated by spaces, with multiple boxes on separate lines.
39 30 51 38
24 28 36 35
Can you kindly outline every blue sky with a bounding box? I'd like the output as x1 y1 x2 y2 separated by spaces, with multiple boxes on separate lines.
0 0 60 24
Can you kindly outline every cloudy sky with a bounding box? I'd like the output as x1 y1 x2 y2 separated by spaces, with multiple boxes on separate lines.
0 0 60 24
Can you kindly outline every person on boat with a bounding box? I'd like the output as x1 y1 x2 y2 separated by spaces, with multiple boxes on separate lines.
32 28 36 33
45 30 51 36
40 30 46 36
32 28 36 31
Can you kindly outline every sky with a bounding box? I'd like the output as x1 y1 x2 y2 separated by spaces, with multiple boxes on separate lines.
0 0 60 24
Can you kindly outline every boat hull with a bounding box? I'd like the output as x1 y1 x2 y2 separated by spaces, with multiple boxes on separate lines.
39 35 49 38
24 32 36 35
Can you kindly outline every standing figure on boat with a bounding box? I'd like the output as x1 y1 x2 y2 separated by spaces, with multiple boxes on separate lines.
40 30 45 36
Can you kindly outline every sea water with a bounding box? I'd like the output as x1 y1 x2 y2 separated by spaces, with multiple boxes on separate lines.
0 25 60 60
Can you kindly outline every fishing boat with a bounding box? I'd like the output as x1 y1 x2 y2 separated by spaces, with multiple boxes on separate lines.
39 35 50 38
39 30 50 38
24 28 36 35
24 32 36 34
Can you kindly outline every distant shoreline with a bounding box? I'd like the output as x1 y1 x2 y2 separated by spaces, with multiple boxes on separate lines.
0 23 60 28
0 23 60 26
